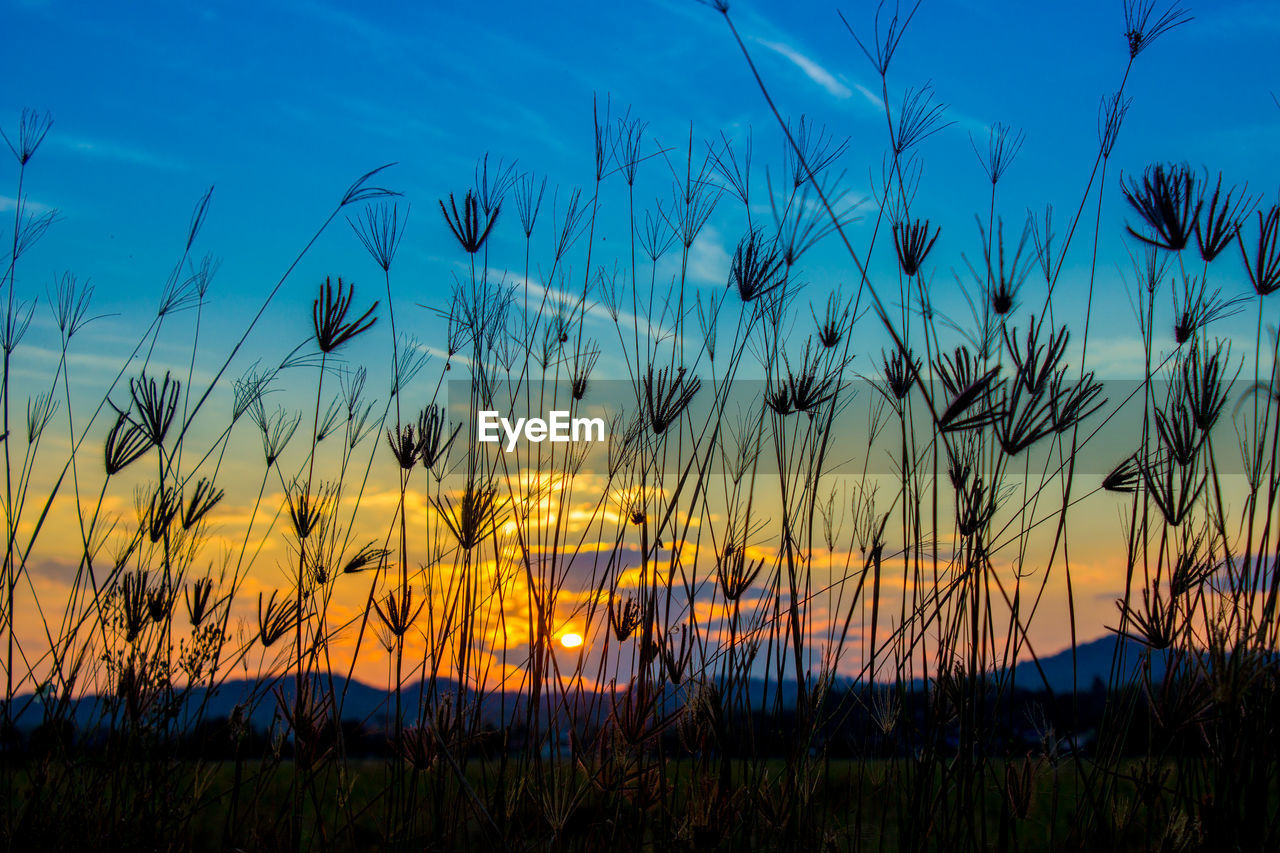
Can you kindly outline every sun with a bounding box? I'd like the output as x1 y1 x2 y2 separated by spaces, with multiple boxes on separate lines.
559 632 584 649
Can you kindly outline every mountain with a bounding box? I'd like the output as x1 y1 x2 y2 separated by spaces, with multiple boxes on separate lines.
6 635 1172 732
1021 635 1166 694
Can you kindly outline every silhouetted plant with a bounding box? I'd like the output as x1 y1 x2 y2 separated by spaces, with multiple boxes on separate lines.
1123 163 1202 251
440 190 499 254
1196 174 1253 261
643 365 701 434
729 228 784 302
1239 204 1280 296
893 216 939 277
1 108 52 165
313 275 378 353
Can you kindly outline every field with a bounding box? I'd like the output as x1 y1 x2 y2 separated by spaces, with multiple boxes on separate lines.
9 756 1228 851
3 0 1280 849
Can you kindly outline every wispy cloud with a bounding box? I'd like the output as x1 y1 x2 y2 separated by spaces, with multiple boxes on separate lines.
753 38 852 100
750 35 886 113
852 83 885 110
52 135 185 170
292 0 398 50
685 225 731 285
0 195 54 214
488 269 652 339
1081 336 1150 379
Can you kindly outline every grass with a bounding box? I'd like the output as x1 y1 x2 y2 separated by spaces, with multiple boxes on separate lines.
5 756 1208 851
4 0 1280 849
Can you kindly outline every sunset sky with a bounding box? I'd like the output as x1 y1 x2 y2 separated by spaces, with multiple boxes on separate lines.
3 0 1280 688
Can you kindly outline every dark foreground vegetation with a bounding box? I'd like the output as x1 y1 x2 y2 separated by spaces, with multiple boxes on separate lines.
6 663 1280 851
4 0 1280 849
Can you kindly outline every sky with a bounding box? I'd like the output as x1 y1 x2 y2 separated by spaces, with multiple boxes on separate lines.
3 0 1280 687
4 0 1278 304
4 0 1278 342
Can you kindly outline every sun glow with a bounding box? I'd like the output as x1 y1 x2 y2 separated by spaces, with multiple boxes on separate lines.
559 632 584 649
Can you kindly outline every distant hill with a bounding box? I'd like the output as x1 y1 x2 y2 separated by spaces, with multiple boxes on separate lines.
1018 634 1167 694
7 634 1175 732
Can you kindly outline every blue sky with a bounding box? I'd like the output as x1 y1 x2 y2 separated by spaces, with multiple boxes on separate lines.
3 0 1279 385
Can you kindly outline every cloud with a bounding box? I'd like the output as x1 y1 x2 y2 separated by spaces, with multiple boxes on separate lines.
293 0 398 50
486 268 672 345
0 195 54 214
52 136 185 170
685 225 731 285
852 83 885 110
1082 336 1151 379
753 38 852 100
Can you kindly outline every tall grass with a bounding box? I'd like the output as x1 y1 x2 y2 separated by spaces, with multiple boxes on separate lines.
2 1 1279 849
